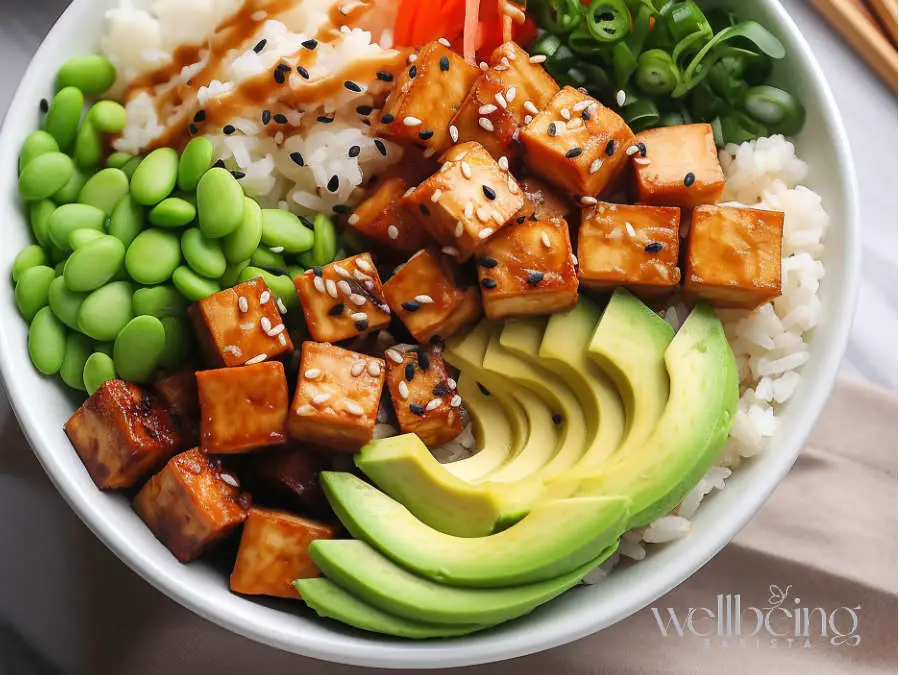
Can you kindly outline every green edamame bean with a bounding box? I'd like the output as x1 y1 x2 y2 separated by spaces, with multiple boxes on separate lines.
125 229 181 284
19 152 74 201
18 130 59 173
48 276 87 330
64 235 126 292
53 166 90 204
56 55 116 96
222 197 262 263
178 137 214 192
29 200 56 248
59 332 91 391
106 152 132 169
48 203 106 252
109 195 145 247
159 316 189 369
69 228 105 250
172 266 220 301
113 315 166 382
148 197 196 228
260 209 314 254
297 213 337 267
73 118 102 170
120 155 143 180
28 307 67 375
12 245 48 283
132 285 187 318
83 352 116 395
181 228 227 279
88 101 127 134
131 148 178 206
196 168 244 238
238 266 297 310
219 260 250 288
78 168 129 215
78 281 133 341
250 246 286 270
44 87 83 153
15 265 56 322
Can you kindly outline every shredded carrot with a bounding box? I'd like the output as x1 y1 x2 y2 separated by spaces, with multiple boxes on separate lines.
463 0 482 64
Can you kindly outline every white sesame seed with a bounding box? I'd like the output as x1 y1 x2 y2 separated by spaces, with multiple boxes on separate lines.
464 202 474 218
403 116 422 127
313 393 332 405
425 398 442 411
259 290 271 304
403 187 416 198
260 317 272 332
501 56 511 67
334 265 351 279
355 257 372 272
386 348 404 364
616 89 627 107
431 188 443 203
349 293 367 306
449 124 459 143
387 225 399 239
296 403 315 416
423 148 436 158
476 206 491 223
524 114 533 125
492 210 504 223
626 144 640 156
337 279 352 296
239 322 256 331
566 118 583 130
266 323 285 338
589 159 603 174
478 227 494 239
351 361 366 376
408 53 418 63
542 232 551 247
479 104 498 115
580 196 598 206
346 401 365 415
367 360 382 377
508 177 519 194
276 297 287 314
479 61 489 70
523 100 539 115
495 92 507 109
454 221 464 238
325 279 338 298
625 222 637 237
350 311 368 322
573 100 591 112
512 128 521 141
438 37 451 47
224 344 242 357
450 394 462 407
442 246 459 257
269 246 284 254
348 213 360 225
414 294 434 304
478 117 495 132
339 0 364 15
238 296 249 313
460 161 472 179
498 156 509 171
398 381 409 399
244 353 267 365
447 377 457 390
560 108 571 120
304 368 321 379
493 64 508 71
634 157 652 166
506 87 517 102
571 253 579 267
529 54 547 63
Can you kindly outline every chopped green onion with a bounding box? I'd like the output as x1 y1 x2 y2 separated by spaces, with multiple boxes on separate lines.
719 110 769 145
531 32 565 59
665 1 712 44
585 0 631 43
622 98 661 130
534 0 584 35
743 85 806 135
635 49 680 95
612 42 640 87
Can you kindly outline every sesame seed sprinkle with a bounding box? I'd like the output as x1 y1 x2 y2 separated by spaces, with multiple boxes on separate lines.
478 117 495 132
431 188 442 203
476 206 491 223
348 213 360 226
367 361 381 377
259 290 271 304
589 159 603 174
495 92 508 108
386 348 404 364
626 144 640 156
634 157 652 166
460 161 472 179
548 122 557 136
336 280 352 296
313 276 325 293
442 246 460 257
409 403 425 416
560 108 571 120
350 311 368 322
408 53 417 63
478 227 494 239
313 393 332 405
645 242 664 253
350 293 367 306
426 398 442 412
684 172 696 187
238 296 249 313
276 298 287 314
415 294 434 304
290 151 304 166
566 147 583 158
398 381 409 399
334 265 351 279
479 61 489 70
325 279 338 298
616 90 626 107
506 87 517 102
625 222 637 237
346 401 365 415
374 139 388 156
529 54 547 63
508 177 519 193
387 225 399 239
524 114 533 125
304 368 322 379
482 185 497 200
297 65 310 79
464 202 474 218
479 104 498 115
302 39 318 49
403 116 422 127
245 354 267 365
455 221 464 238
580 195 597 206
439 37 451 47
523 100 539 115
449 125 459 143
351 361 366 376
450 394 462 407
541 232 551 247
260 317 272 332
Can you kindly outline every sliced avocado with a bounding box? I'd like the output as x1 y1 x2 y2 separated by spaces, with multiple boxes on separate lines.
321 471 630 587
310 539 615 625
295 578 485 638
576 304 738 528
355 434 543 538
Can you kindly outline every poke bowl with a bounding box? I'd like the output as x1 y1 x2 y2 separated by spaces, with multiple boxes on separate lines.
0 0 859 668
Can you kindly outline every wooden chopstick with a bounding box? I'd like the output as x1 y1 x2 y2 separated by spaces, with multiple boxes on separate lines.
809 0 899 92
849 0 887 33
867 0 899 45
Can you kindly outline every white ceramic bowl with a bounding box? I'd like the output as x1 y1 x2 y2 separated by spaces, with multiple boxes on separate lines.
0 0 859 668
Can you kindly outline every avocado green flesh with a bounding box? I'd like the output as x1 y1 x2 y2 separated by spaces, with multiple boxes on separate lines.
310 539 615 625
321 471 630 587
575 304 738 528
295 578 486 638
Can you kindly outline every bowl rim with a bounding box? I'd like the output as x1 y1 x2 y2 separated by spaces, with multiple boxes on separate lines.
0 0 860 668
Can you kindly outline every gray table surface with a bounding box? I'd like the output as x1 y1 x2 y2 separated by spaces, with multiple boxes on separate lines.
0 1 895 674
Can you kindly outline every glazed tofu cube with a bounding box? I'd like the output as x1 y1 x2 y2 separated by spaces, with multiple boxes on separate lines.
477 216 578 320
64 379 181 489
578 202 682 296
133 448 248 562
403 142 525 261
190 279 292 368
152 371 200 449
451 42 560 160
289 342 385 452
197 361 289 454
385 348 463 446
521 86 636 198
294 253 391 343
347 177 431 255
230 506 334 599
239 448 330 518
382 248 482 344
514 176 574 222
374 41 480 153
684 205 784 309
634 123 725 208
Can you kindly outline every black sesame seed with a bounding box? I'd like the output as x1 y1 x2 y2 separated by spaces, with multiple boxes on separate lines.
231 170 246 180
262 110 272 125
300 216 315 228
417 351 430 371
402 300 420 312
188 124 199 135
276 63 291 72
328 303 345 316
380 113 395 124
374 139 387 156
527 271 544 285
565 147 583 158
433 382 449 397
482 185 497 200
409 65 418 79
581 108 591 121
605 140 616 156
223 124 236 135
348 145 361 158
297 66 310 79
418 204 430 216
409 403 425 416
327 175 339 193
313 267 323 277
478 255 498 268
333 204 349 215
552 413 563 424
517 216 526 224
290 151 305 166
477 383 491 396
302 39 318 49
404 363 415 381
273 113 288 124
481 278 497 290
317 115 334 124
429 334 443 345
644 242 664 253
39 99 49 113
528 213 538 221
638 142 647 157
376 71 394 82
354 318 369 332
418 129 434 140
253 39 267 53
194 110 206 122
344 80 362 93
259 265 288 276
356 105 373 116
213 159 226 169
273 69 285 84
439 56 450 71
684 172 696 187
548 122 557 137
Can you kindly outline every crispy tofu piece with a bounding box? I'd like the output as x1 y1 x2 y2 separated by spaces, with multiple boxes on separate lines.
294 253 391 343
514 176 574 222
684 205 784 309
403 142 525 262
133 448 248 562
382 248 482 344
385 348 463 446
230 506 334 599
288 342 385 452
634 123 725 208
578 202 682 297
373 41 480 153
64 380 181 489
521 87 636 198
477 216 578 320
239 447 330 518
347 177 432 255
451 42 560 161
190 279 292 368
152 371 200 449
197 361 288 454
